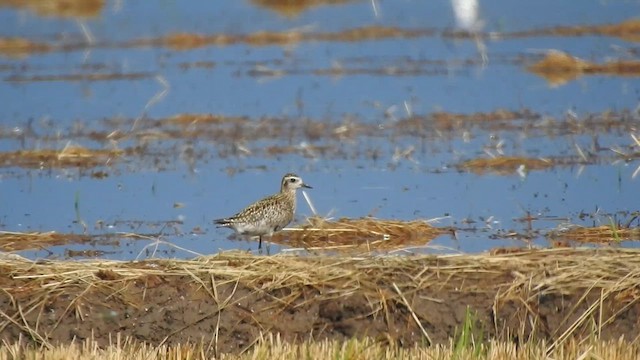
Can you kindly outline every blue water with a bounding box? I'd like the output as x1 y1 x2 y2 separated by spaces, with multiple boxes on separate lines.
1 0 639 259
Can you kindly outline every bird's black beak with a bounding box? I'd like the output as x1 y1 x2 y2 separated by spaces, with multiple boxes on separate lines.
302 183 312 189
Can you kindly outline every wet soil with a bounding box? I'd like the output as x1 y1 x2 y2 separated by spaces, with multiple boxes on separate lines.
0 251 638 356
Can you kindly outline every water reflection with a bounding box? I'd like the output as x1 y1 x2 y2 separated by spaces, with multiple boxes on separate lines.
452 0 482 32
451 0 487 65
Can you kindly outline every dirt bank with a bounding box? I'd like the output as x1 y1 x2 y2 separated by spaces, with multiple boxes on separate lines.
1 248 638 356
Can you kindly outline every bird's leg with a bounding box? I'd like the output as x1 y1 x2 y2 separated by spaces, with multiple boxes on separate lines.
258 235 263 250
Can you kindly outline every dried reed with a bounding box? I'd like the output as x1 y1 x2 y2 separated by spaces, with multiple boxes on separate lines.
457 157 553 175
547 225 640 244
272 217 444 253
0 231 92 252
1 248 638 301
0 325 639 360
0 146 122 169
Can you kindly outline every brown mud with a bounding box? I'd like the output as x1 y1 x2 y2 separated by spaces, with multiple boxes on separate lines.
1 249 639 356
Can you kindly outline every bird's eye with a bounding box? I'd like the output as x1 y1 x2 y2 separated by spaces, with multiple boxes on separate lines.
289 178 296 183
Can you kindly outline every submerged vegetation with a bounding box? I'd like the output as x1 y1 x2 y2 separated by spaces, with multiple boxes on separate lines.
0 109 638 178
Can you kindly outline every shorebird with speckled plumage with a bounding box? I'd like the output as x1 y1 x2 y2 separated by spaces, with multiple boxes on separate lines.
214 173 312 249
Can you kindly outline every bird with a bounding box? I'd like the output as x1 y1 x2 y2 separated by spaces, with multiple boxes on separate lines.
214 173 312 249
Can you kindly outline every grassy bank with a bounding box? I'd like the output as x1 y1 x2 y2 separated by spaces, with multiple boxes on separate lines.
1 248 639 357
1 335 639 360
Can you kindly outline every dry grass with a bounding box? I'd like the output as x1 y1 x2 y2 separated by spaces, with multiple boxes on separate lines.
528 50 640 87
192 335 640 360
457 156 553 175
153 26 431 50
0 0 104 19
0 145 123 169
3 246 639 291
0 231 135 253
1 247 639 303
166 113 249 126
0 231 93 252
129 19 640 51
600 19 640 42
85 110 640 143
503 19 640 42
548 225 640 244
0 216 444 254
2 110 635 175
1 248 640 355
6 72 153 83
0 334 639 360
0 37 51 58
273 217 445 253
250 0 355 18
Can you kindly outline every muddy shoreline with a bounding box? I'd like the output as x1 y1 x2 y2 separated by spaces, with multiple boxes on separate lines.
1 249 638 355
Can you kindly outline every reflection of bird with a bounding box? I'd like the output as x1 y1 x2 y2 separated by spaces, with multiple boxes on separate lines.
451 0 482 32
451 0 488 66
214 173 312 249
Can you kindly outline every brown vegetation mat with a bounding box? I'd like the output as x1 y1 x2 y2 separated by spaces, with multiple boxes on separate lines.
75 110 640 142
0 146 122 169
1 248 640 356
1 19 637 55
527 50 640 87
457 156 553 175
155 26 432 51
273 217 445 253
1 110 637 175
0 231 142 255
547 225 640 244
509 19 640 42
0 37 51 58
0 231 94 252
6 72 154 83
250 0 355 18
0 0 104 19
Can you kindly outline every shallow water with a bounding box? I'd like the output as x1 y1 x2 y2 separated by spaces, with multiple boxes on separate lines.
1 0 639 259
